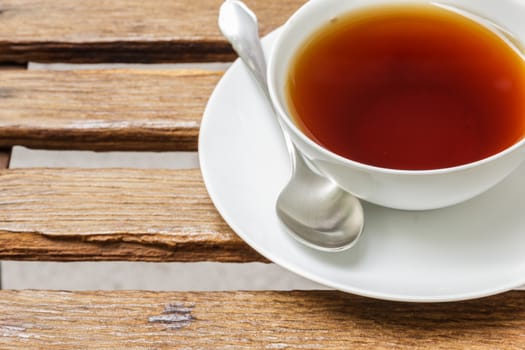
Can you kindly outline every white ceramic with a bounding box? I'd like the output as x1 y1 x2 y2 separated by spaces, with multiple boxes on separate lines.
199 30 525 302
267 0 525 210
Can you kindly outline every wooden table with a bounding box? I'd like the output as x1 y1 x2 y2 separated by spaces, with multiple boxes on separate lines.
1 0 524 348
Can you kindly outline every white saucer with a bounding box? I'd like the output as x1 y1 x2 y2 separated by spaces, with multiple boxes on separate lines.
199 30 525 302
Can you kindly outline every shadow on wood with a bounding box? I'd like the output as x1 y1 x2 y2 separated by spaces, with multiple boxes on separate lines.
0 149 11 169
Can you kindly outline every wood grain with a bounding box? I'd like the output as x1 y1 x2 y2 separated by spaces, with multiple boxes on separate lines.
0 69 221 151
1 290 525 349
0 168 265 262
0 0 304 63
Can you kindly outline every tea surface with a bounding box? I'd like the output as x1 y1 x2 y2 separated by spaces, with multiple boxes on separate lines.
287 5 525 170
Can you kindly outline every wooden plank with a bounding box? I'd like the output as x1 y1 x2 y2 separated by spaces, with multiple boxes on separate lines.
0 149 10 289
0 0 304 63
0 168 265 262
0 69 221 151
0 290 524 349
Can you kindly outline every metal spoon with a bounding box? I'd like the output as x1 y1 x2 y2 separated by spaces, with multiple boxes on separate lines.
218 0 364 252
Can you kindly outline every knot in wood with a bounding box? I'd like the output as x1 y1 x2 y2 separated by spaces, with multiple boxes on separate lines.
148 302 195 330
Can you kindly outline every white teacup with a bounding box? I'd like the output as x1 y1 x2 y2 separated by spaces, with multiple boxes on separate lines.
267 0 525 210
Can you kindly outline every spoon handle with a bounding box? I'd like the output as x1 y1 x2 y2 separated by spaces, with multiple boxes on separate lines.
218 0 271 101
219 1 327 176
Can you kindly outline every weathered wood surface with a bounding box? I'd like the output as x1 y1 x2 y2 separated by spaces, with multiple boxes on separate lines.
1 290 525 349
0 0 304 63
0 69 221 151
0 168 264 262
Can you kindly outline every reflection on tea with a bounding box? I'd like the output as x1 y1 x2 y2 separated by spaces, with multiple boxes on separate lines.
286 5 525 170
